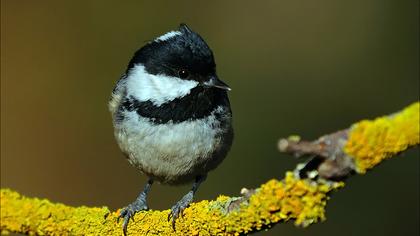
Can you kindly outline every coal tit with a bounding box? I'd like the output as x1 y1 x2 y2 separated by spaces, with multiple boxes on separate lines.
109 24 233 233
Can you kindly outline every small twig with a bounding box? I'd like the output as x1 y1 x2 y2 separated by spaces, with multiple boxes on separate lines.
279 102 419 179
278 130 355 180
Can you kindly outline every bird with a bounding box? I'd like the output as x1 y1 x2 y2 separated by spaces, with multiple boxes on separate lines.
109 24 233 234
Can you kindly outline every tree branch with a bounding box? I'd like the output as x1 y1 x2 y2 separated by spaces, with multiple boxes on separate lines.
1 102 418 235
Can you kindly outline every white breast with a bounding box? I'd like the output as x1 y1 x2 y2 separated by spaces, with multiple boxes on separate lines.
114 107 226 183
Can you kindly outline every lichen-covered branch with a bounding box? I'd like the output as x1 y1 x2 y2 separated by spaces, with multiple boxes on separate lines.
1 102 418 236
278 102 419 179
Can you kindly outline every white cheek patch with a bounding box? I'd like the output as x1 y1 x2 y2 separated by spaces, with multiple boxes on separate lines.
126 64 199 106
154 31 181 42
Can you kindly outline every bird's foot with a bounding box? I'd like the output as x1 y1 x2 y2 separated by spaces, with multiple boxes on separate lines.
168 191 194 230
118 196 148 235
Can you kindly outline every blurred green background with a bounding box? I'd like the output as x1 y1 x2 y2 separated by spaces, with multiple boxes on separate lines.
1 1 419 235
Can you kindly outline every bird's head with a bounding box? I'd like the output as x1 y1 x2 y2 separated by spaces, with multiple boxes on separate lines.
124 24 230 106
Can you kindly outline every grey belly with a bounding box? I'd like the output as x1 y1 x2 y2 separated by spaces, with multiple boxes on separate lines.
114 111 231 184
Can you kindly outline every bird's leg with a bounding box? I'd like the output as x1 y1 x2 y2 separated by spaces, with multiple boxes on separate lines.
118 178 153 235
168 175 207 230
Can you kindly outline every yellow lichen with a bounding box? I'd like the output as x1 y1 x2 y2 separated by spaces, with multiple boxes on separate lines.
0 189 118 235
221 172 343 234
0 174 343 235
2 103 417 235
345 102 420 173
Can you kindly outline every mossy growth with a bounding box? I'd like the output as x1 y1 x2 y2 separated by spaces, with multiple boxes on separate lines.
345 102 419 173
1 173 343 235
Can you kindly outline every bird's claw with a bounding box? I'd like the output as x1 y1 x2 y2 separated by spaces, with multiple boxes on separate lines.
118 200 148 235
167 191 193 230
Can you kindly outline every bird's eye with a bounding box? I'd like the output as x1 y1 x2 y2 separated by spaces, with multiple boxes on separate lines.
178 69 189 79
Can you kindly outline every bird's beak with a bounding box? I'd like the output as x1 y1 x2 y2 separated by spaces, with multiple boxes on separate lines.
203 77 231 91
